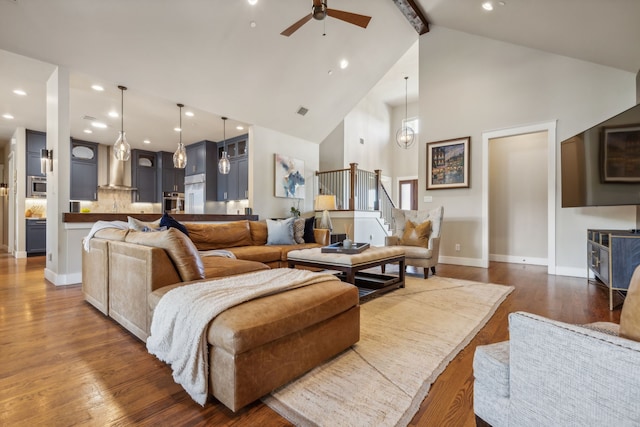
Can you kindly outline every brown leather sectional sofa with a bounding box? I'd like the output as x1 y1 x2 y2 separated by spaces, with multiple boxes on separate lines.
81 220 360 411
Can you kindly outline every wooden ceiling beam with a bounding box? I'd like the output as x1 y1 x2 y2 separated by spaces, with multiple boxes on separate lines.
392 0 430 35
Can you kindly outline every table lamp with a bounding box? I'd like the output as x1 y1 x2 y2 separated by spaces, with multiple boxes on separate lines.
315 194 337 232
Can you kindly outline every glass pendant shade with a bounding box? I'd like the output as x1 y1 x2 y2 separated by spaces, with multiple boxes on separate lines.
217 116 231 175
114 85 131 161
395 76 416 149
218 151 231 174
114 130 131 161
173 103 187 168
173 142 187 168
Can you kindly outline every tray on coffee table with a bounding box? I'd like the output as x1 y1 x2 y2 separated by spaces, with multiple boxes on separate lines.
321 242 370 254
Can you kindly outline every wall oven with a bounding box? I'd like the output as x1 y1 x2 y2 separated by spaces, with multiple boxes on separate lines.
163 192 184 213
27 175 47 198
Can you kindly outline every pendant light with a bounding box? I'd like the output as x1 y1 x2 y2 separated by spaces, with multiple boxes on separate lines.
218 116 231 175
114 85 131 161
396 76 415 149
173 103 187 168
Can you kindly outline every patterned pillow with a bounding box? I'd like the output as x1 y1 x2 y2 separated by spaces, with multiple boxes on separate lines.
399 220 432 247
127 216 161 232
293 218 305 244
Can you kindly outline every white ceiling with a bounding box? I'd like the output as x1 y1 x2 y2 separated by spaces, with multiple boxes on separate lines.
0 0 639 154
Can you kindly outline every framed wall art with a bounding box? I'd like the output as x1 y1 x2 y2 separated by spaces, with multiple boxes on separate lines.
274 153 305 198
426 136 470 190
601 124 640 183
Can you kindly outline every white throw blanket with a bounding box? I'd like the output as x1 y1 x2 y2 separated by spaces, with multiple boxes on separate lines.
146 268 338 406
82 220 129 251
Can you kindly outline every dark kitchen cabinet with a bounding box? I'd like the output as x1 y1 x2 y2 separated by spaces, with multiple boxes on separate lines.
157 152 185 200
131 149 157 203
184 140 216 177
217 134 248 201
26 129 46 178
26 219 46 255
70 139 98 201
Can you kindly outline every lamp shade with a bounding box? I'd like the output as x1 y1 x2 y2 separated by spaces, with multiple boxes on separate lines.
315 194 337 211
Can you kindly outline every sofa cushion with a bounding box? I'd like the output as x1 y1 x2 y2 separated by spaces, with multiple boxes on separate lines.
400 220 432 247
127 216 161 231
125 228 205 282
266 218 295 245
160 212 189 236
620 265 640 342
293 218 305 244
249 220 268 245
208 279 358 353
201 257 269 279
226 245 283 264
185 220 253 250
93 227 129 241
303 216 316 243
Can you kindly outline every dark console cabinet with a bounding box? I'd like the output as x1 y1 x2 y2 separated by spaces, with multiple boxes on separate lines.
587 229 640 310
26 219 46 255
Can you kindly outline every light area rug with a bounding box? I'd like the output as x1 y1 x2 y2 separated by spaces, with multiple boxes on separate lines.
263 275 513 427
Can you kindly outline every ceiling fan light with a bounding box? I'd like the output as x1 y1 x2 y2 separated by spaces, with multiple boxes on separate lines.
312 2 327 20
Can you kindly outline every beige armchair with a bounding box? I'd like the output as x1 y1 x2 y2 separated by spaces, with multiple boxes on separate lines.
384 206 443 279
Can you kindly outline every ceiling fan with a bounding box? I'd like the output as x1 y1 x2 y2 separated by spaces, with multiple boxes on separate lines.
281 0 372 37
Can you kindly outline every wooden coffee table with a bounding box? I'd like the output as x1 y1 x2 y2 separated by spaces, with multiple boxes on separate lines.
287 246 405 301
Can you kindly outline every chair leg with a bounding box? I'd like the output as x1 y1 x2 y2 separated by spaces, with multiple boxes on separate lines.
423 268 428 279
381 264 386 273
475 415 491 427
431 266 436 275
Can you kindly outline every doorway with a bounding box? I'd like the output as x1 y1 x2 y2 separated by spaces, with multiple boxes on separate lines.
399 179 418 210
481 121 557 274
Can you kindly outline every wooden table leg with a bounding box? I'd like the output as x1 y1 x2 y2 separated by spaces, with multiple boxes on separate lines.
398 258 405 288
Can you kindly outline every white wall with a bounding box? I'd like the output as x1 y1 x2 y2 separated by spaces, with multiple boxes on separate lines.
391 100 419 203
320 121 344 171
250 125 319 220
419 26 637 275
489 132 547 264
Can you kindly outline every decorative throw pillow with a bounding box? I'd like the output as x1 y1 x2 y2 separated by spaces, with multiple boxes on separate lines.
303 216 316 243
620 265 640 342
293 218 305 244
399 220 432 247
160 212 189 236
125 228 204 282
127 216 161 232
266 217 296 245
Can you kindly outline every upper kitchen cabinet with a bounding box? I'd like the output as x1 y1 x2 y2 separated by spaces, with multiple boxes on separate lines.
131 149 157 203
185 140 217 176
70 138 99 201
157 152 185 199
217 134 248 201
26 129 46 177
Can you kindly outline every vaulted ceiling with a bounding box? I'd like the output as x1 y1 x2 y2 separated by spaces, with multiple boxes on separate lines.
0 0 638 153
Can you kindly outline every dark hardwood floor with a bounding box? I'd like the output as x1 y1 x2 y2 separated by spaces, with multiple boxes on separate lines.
0 253 620 426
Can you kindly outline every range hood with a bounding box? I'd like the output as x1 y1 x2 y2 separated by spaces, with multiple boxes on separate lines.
98 147 137 191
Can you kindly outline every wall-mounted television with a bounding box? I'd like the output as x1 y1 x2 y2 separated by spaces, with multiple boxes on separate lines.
561 103 640 207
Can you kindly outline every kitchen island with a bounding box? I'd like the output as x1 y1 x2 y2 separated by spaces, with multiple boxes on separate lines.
61 212 259 285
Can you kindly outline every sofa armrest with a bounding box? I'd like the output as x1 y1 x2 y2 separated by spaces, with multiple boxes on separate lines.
508 312 640 426
314 228 330 246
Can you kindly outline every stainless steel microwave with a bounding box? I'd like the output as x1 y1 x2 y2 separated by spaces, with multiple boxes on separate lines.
27 175 47 198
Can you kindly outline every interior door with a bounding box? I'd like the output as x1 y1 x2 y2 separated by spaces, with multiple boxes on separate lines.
399 179 418 210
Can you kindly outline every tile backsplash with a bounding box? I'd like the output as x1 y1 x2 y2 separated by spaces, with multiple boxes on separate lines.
78 188 161 214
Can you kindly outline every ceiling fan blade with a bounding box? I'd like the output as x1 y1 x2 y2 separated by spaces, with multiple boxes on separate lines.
281 14 313 37
326 9 372 29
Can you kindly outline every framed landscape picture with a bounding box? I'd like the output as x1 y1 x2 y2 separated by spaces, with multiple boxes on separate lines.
601 124 640 182
426 136 470 190
274 153 305 198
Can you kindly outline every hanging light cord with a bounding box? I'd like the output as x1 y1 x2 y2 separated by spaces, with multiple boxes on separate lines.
179 105 182 144
120 87 124 133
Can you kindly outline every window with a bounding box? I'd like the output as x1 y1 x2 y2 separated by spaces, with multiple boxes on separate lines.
403 117 419 134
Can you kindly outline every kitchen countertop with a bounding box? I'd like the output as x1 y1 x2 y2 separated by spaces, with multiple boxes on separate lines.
62 213 259 223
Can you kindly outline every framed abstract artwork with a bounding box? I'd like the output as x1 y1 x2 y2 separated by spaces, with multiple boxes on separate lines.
274 153 305 198
426 136 470 190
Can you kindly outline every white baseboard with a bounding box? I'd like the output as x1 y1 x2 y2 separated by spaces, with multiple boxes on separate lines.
45 268 82 286
438 255 486 268
554 266 589 279
14 251 27 259
489 254 547 266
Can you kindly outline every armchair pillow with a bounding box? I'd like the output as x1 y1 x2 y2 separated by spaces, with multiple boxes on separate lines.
399 220 432 247
266 218 296 245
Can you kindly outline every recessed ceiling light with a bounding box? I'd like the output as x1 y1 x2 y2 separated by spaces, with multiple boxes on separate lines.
13 89 27 96
91 121 107 129
248 0 257 5
108 111 119 118
328 69 333 75
236 126 244 130
91 84 104 91
340 59 349 69
482 2 494 11
185 111 194 117
143 139 151 144
250 21 257 28
2 113 14 120
174 127 181 132
84 129 93 134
